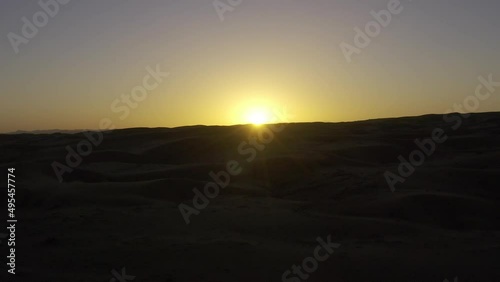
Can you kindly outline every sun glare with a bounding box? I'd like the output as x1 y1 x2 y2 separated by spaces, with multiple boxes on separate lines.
247 109 270 126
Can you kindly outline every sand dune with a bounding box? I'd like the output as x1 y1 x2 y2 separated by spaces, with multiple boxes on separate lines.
2 112 500 281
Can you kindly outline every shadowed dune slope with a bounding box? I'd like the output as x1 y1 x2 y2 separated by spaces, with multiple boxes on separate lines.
2 112 500 281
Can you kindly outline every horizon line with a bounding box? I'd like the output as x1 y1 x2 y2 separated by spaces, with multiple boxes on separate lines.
3 111 500 135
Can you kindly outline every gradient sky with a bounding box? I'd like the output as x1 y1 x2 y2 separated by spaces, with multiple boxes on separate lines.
1 0 499 132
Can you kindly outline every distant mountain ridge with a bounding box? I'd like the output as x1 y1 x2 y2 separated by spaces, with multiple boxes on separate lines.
5 129 91 135
4 111 500 135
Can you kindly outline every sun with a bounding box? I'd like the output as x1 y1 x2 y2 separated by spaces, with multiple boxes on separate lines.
246 109 270 126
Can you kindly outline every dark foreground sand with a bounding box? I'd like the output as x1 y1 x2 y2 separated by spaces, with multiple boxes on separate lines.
1 112 500 282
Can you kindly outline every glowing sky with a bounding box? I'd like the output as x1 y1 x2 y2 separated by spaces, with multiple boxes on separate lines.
0 0 499 132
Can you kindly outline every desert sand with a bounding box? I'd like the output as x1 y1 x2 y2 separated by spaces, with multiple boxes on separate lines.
1 112 500 282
